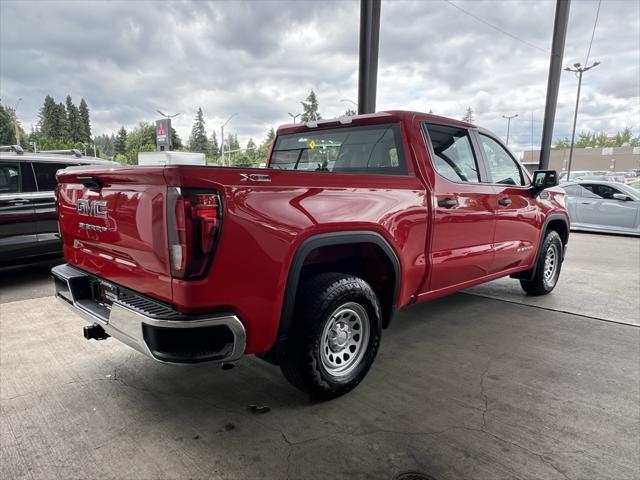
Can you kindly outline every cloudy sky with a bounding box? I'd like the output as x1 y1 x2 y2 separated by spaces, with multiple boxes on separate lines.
1 0 638 156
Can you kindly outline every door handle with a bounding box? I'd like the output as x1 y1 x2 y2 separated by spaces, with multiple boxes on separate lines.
8 198 30 205
498 197 512 207
438 198 457 208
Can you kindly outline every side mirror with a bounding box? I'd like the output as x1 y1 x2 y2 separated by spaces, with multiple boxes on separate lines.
612 193 631 201
532 170 559 194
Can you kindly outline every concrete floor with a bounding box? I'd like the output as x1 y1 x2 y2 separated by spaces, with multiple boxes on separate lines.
1 233 639 480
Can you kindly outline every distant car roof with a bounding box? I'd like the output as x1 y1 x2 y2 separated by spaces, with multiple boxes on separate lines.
0 151 118 166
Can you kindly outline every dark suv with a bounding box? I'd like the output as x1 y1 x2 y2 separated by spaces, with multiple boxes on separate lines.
0 146 117 266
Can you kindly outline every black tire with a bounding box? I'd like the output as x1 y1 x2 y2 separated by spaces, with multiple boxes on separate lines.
280 272 382 400
520 230 563 296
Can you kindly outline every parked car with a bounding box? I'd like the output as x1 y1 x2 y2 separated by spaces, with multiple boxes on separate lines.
0 146 118 266
52 111 569 399
560 180 640 236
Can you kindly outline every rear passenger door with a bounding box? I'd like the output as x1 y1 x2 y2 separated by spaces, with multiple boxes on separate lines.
421 123 496 292
0 161 38 262
476 133 539 273
32 162 72 248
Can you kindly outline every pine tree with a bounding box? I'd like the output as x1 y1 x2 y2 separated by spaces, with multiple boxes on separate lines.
0 103 16 145
189 107 208 154
228 133 240 151
66 95 81 142
56 102 70 142
300 90 321 122
38 95 58 139
171 128 182 150
114 126 127 155
344 108 357 117
263 127 275 146
78 98 91 142
462 107 474 123
208 131 219 158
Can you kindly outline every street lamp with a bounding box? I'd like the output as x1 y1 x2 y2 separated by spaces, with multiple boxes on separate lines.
156 110 180 119
288 112 300 124
564 61 600 181
502 113 518 145
220 113 237 166
14 98 22 144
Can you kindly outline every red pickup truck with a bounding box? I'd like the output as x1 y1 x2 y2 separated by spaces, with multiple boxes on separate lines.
52 111 569 399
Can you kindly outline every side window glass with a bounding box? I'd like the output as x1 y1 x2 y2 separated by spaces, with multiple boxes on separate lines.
424 124 480 183
21 163 37 192
32 162 68 191
561 184 581 196
0 162 20 194
580 185 601 199
480 135 525 186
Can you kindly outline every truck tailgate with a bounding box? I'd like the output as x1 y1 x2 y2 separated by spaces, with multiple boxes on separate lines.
57 167 173 303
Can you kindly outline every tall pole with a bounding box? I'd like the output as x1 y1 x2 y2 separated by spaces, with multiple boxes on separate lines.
564 62 600 180
502 114 518 145
357 0 381 114
13 98 22 145
539 0 570 169
220 113 237 166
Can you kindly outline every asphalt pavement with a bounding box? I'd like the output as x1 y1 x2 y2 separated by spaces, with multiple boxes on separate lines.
1 233 639 480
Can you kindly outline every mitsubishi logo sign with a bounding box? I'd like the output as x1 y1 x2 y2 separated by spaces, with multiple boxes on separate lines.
156 118 172 150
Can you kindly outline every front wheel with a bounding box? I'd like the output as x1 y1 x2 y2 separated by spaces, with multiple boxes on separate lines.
280 273 382 400
520 230 563 295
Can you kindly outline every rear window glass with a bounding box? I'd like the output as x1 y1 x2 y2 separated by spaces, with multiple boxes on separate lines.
269 123 407 175
33 162 70 191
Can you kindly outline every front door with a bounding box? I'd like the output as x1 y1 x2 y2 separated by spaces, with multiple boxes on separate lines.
0 161 38 263
476 133 539 273
422 123 496 292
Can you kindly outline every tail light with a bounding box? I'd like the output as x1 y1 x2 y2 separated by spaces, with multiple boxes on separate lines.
167 187 222 279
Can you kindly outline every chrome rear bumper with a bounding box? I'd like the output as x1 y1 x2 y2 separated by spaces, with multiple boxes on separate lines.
51 263 246 365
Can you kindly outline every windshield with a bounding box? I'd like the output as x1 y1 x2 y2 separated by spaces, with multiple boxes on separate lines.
269 123 407 175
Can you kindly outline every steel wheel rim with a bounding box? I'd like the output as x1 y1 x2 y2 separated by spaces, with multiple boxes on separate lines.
320 302 370 377
543 244 558 286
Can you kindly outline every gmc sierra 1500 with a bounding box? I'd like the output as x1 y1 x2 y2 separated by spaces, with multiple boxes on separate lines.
52 111 569 399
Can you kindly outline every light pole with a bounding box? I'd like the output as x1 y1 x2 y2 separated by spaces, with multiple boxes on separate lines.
14 98 22 144
288 112 300 124
502 113 518 145
340 99 358 116
220 113 237 166
564 61 600 180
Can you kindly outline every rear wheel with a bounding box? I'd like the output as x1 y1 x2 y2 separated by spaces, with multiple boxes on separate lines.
520 230 563 295
280 273 382 399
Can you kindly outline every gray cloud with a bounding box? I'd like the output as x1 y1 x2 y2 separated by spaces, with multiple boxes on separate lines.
1 0 637 156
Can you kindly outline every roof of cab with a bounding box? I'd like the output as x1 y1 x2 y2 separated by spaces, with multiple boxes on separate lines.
276 110 475 135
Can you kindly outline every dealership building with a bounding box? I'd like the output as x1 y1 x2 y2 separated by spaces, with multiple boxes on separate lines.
521 146 640 173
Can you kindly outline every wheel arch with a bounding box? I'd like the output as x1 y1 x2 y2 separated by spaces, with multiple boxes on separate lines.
261 231 400 363
511 212 569 281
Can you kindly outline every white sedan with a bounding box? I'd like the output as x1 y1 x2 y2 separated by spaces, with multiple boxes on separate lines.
560 180 640 236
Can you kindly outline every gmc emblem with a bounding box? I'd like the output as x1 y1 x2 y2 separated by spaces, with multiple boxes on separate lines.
76 199 108 219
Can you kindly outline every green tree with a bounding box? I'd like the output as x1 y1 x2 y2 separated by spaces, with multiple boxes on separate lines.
125 122 155 164
38 95 58 139
66 95 81 142
171 127 183 150
78 98 91 142
189 107 208 154
0 103 16 145
208 131 219 159
553 137 571 148
462 107 474 123
55 102 70 142
257 127 276 163
94 133 115 157
344 108 357 117
114 127 127 155
301 90 321 122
